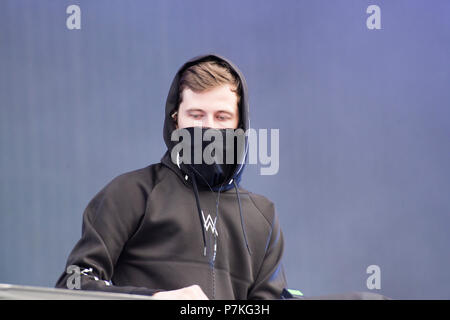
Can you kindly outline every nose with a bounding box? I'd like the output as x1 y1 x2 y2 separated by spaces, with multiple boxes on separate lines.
198 114 216 129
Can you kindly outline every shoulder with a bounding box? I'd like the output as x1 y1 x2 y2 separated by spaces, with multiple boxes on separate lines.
84 163 169 220
99 163 168 199
238 187 277 227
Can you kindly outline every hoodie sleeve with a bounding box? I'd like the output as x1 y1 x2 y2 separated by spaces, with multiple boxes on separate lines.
247 205 288 300
55 173 160 296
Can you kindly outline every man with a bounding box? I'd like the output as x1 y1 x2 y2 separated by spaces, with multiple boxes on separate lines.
56 54 287 299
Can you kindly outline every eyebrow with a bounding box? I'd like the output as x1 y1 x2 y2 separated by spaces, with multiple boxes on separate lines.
185 108 235 115
185 108 205 113
216 110 234 117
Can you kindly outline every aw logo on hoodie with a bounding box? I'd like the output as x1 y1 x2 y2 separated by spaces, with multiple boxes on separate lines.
201 210 218 236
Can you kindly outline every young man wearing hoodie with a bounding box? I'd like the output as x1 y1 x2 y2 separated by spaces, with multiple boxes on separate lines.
56 54 287 300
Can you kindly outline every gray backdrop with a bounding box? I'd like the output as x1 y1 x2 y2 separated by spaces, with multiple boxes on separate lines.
1 0 449 299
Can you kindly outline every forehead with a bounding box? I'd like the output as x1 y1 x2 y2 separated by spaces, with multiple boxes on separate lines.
180 85 238 113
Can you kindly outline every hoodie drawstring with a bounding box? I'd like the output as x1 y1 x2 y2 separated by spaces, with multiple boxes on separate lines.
233 180 252 256
191 174 208 256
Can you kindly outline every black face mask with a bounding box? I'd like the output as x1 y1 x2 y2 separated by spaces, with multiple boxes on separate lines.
170 127 246 189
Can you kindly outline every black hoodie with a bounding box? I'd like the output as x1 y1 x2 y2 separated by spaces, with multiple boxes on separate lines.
55 54 287 299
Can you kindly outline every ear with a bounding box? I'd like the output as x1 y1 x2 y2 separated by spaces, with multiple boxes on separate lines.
171 111 179 129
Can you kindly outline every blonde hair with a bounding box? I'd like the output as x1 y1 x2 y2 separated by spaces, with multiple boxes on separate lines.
178 60 241 105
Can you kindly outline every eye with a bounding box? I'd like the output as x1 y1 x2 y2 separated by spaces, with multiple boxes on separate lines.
189 112 204 119
217 113 231 121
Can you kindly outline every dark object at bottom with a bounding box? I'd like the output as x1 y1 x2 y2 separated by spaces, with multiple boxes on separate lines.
281 288 390 300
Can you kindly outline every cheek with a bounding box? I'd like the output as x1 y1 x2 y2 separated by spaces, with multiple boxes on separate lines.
233 117 239 129
228 114 239 129
221 119 239 129
176 115 185 128
176 113 194 129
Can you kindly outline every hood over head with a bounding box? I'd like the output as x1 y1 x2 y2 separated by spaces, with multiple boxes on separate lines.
161 54 250 190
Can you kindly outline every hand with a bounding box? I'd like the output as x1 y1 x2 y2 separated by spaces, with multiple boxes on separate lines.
152 285 209 300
